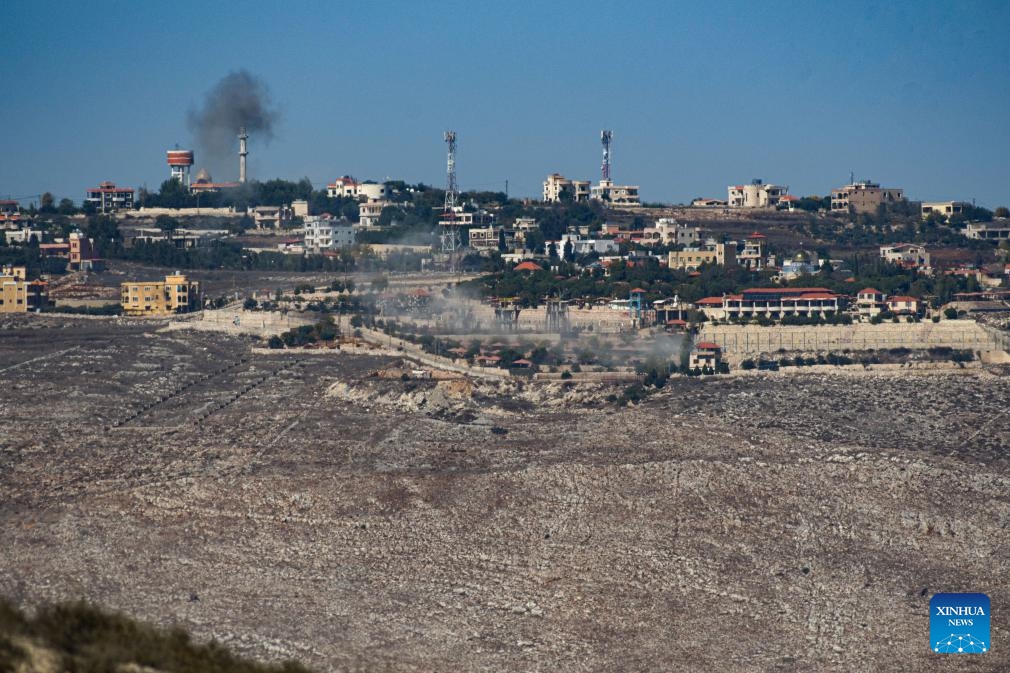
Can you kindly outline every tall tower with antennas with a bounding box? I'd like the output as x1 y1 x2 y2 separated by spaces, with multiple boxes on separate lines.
600 129 613 182
440 130 461 256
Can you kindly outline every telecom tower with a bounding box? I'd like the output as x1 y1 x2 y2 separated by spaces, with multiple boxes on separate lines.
439 131 461 258
600 129 613 182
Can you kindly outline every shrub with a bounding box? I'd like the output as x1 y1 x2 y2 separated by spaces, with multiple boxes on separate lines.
740 358 756 370
944 307 958 320
560 370 573 379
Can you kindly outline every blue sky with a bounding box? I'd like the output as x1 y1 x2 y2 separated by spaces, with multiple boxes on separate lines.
3 0 1009 207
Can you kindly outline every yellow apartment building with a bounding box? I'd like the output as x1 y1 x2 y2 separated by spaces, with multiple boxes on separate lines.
121 272 201 316
0 265 47 313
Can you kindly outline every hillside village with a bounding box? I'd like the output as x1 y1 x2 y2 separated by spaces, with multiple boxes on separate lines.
3 142 1010 385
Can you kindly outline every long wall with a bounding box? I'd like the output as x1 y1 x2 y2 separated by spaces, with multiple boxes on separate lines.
698 320 1005 362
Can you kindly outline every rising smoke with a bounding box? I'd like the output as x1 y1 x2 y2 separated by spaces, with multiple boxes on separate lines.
187 70 279 180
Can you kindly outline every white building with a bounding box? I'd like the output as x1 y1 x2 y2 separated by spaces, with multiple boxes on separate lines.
469 226 514 254
326 177 391 201
546 234 617 258
727 179 788 208
543 174 591 202
647 219 699 247
591 180 640 206
303 216 356 253
358 200 392 228
880 243 930 270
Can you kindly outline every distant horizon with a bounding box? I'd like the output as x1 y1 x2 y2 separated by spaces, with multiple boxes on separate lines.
3 1 1009 209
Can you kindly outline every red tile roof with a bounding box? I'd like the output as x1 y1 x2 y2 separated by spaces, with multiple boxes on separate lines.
514 261 542 272
858 288 882 295
696 297 724 306
695 342 721 350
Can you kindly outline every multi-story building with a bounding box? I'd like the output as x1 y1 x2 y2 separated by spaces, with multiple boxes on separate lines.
358 200 392 228
727 179 788 208
0 265 47 313
68 230 99 271
921 201 969 219
326 177 391 201
543 174 591 203
590 180 640 206
85 181 134 213
469 226 514 254
252 204 294 229
689 342 723 370
856 288 886 317
326 176 360 199
303 216 356 253
668 244 731 271
964 221 1010 240
697 287 845 320
886 295 921 316
643 219 699 247
830 180 905 213
880 243 930 271
0 200 22 228
120 273 200 316
737 232 766 271
545 234 618 257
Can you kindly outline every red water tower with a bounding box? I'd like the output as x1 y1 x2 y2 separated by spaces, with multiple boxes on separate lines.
167 149 194 187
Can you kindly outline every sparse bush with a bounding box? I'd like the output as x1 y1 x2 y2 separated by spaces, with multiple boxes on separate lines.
741 358 756 370
560 370 572 380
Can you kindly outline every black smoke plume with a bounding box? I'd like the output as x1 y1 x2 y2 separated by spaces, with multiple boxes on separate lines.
187 70 279 180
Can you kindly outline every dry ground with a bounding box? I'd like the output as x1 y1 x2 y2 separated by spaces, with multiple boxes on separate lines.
1 315 1009 672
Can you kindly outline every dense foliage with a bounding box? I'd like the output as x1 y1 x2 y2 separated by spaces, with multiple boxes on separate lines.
0 599 312 673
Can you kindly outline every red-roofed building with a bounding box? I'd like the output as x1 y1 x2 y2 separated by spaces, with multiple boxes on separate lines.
697 287 845 320
689 341 722 370
856 288 885 317
886 295 921 316
85 181 134 213
514 261 543 272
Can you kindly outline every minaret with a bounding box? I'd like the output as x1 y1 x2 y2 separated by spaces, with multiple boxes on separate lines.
239 127 248 183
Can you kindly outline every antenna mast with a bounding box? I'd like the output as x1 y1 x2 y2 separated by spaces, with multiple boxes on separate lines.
439 130 462 260
601 129 613 182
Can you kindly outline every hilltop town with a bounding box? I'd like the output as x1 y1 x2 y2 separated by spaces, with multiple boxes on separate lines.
3 129 1010 673
3 129 1010 382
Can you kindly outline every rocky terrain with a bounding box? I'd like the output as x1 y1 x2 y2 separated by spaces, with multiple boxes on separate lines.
1 315 1008 672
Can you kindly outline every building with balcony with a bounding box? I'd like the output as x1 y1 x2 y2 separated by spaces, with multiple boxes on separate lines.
830 181 905 214
85 181 135 213
326 177 391 201
590 180 640 206
964 220 1010 240
880 243 930 271
0 266 47 313
469 226 514 254
668 244 731 271
543 174 591 203
697 287 845 320
737 232 767 271
303 216 355 253
921 201 969 219
689 342 723 370
641 219 699 247
120 272 200 316
727 179 788 208
358 200 392 228
856 288 886 317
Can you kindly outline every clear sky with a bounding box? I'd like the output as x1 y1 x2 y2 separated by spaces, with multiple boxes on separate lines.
3 0 1009 208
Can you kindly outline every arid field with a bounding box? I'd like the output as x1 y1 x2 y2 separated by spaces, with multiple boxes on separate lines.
2 315 1008 672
